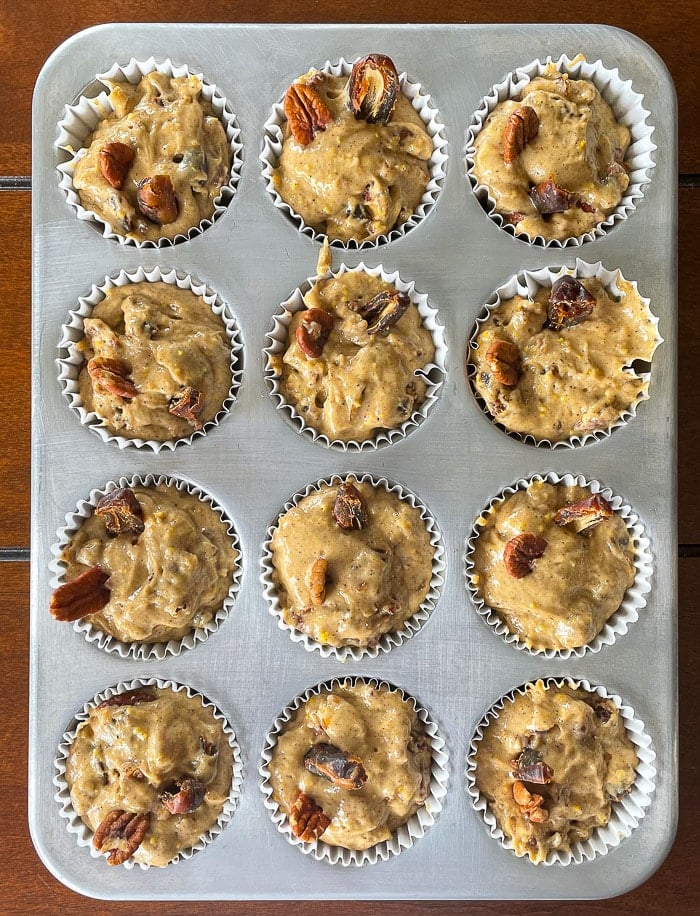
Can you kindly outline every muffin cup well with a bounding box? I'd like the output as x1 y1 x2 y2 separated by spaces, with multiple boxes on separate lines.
466 259 662 449
54 677 243 870
56 57 243 247
260 57 448 249
49 474 243 660
466 676 656 865
260 473 445 661
57 265 244 452
464 471 653 658
264 262 447 450
259 675 448 866
465 54 656 248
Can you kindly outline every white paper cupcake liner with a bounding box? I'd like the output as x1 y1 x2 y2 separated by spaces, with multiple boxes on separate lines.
264 262 447 450
54 677 243 869
57 266 244 452
259 675 448 865
260 57 448 249
56 57 243 247
466 259 662 448
465 472 653 659
465 54 656 247
466 676 656 865
49 473 243 660
260 473 445 661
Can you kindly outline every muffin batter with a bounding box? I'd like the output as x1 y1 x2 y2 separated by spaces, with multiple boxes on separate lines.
469 274 659 442
269 682 431 850
78 281 232 441
66 686 233 867
471 481 636 651
269 479 434 648
270 271 434 441
73 73 231 241
474 680 638 863
472 64 631 241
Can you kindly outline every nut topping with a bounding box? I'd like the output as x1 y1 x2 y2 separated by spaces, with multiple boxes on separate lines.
304 742 368 790
96 688 157 709
98 142 135 189
485 339 521 387
348 54 399 125
160 777 207 815
87 357 138 399
296 307 334 359
95 487 145 536
49 566 110 622
93 809 151 866
553 494 613 533
547 276 596 331
284 82 333 146
529 181 595 216
503 533 547 579
168 386 205 430
510 747 554 785
308 557 328 606
332 481 368 530
289 791 331 842
512 780 548 823
136 175 178 225
502 106 539 165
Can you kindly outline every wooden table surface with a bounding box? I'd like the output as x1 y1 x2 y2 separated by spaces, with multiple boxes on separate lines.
2 3 696 913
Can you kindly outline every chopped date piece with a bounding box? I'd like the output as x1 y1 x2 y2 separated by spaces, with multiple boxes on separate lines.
366 291 410 336
87 357 138 399
529 181 593 216
503 533 547 579
592 699 615 723
99 142 135 189
553 493 613 533
284 82 333 146
169 386 205 430
200 736 218 756
296 308 334 359
49 566 110 621
348 54 399 125
485 339 521 387
96 688 156 709
547 275 596 330
136 175 178 225
332 481 368 530
289 791 331 842
160 777 207 815
93 809 151 866
95 487 145 536
511 747 554 785
503 211 526 226
502 106 539 164
304 742 368 790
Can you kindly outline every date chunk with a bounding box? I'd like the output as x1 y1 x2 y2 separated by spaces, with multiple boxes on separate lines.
160 777 207 815
304 742 368 790
95 487 144 536
548 276 596 331
503 533 547 579
348 54 399 125
136 175 178 225
96 688 156 709
289 791 330 842
332 481 368 530
169 386 205 430
554 494 613 533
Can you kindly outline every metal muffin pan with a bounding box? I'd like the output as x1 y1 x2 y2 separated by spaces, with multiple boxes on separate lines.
30 23 677 900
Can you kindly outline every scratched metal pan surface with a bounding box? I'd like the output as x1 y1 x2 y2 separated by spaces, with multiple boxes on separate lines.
30 23 677 900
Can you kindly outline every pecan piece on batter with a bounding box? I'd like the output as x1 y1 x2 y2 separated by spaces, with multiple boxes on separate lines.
554 494 613 533
332 480 368 530
528 181 594 216
304 742 368 790
95 487 145 536
289 791 331 842
503 533 547 579
87 357 138 399
284 82 333 146
136 175 178 225
96 688 156 709
296 307 334 359
49 566 110 621
485 339 521 387
160 777 207 815
168 386 205 430
512 779 548 823
510 747 554 785
348 53 399 125
98 142 135 189
502 106 539 165
308 557 328 606
547 275 596 331
93 809 151 866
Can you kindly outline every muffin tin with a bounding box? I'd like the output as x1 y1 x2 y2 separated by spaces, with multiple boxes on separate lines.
30 24 677 900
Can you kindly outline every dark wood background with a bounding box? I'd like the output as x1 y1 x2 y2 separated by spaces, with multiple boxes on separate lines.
2 3 696 913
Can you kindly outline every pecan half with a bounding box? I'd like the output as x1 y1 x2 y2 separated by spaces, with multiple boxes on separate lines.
503 533 547 579
547 276 596 331
98 142 135 189
160 777 207 815
168 386 204 430
96 688 156 709
87 357 138 399
136 175 178 225
512 780 548 823
296 308 334 359
553 494 613 533
511 747 554 785
49 566 110 621
95 487 145 536
348 54 399 125
529 181 594 216
502 106 539 165
485 339 521 387
93 809 151 866
289 791 331 842
333 481 367 530
284 82 333 146
308 557 328 606
304 743 368 790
